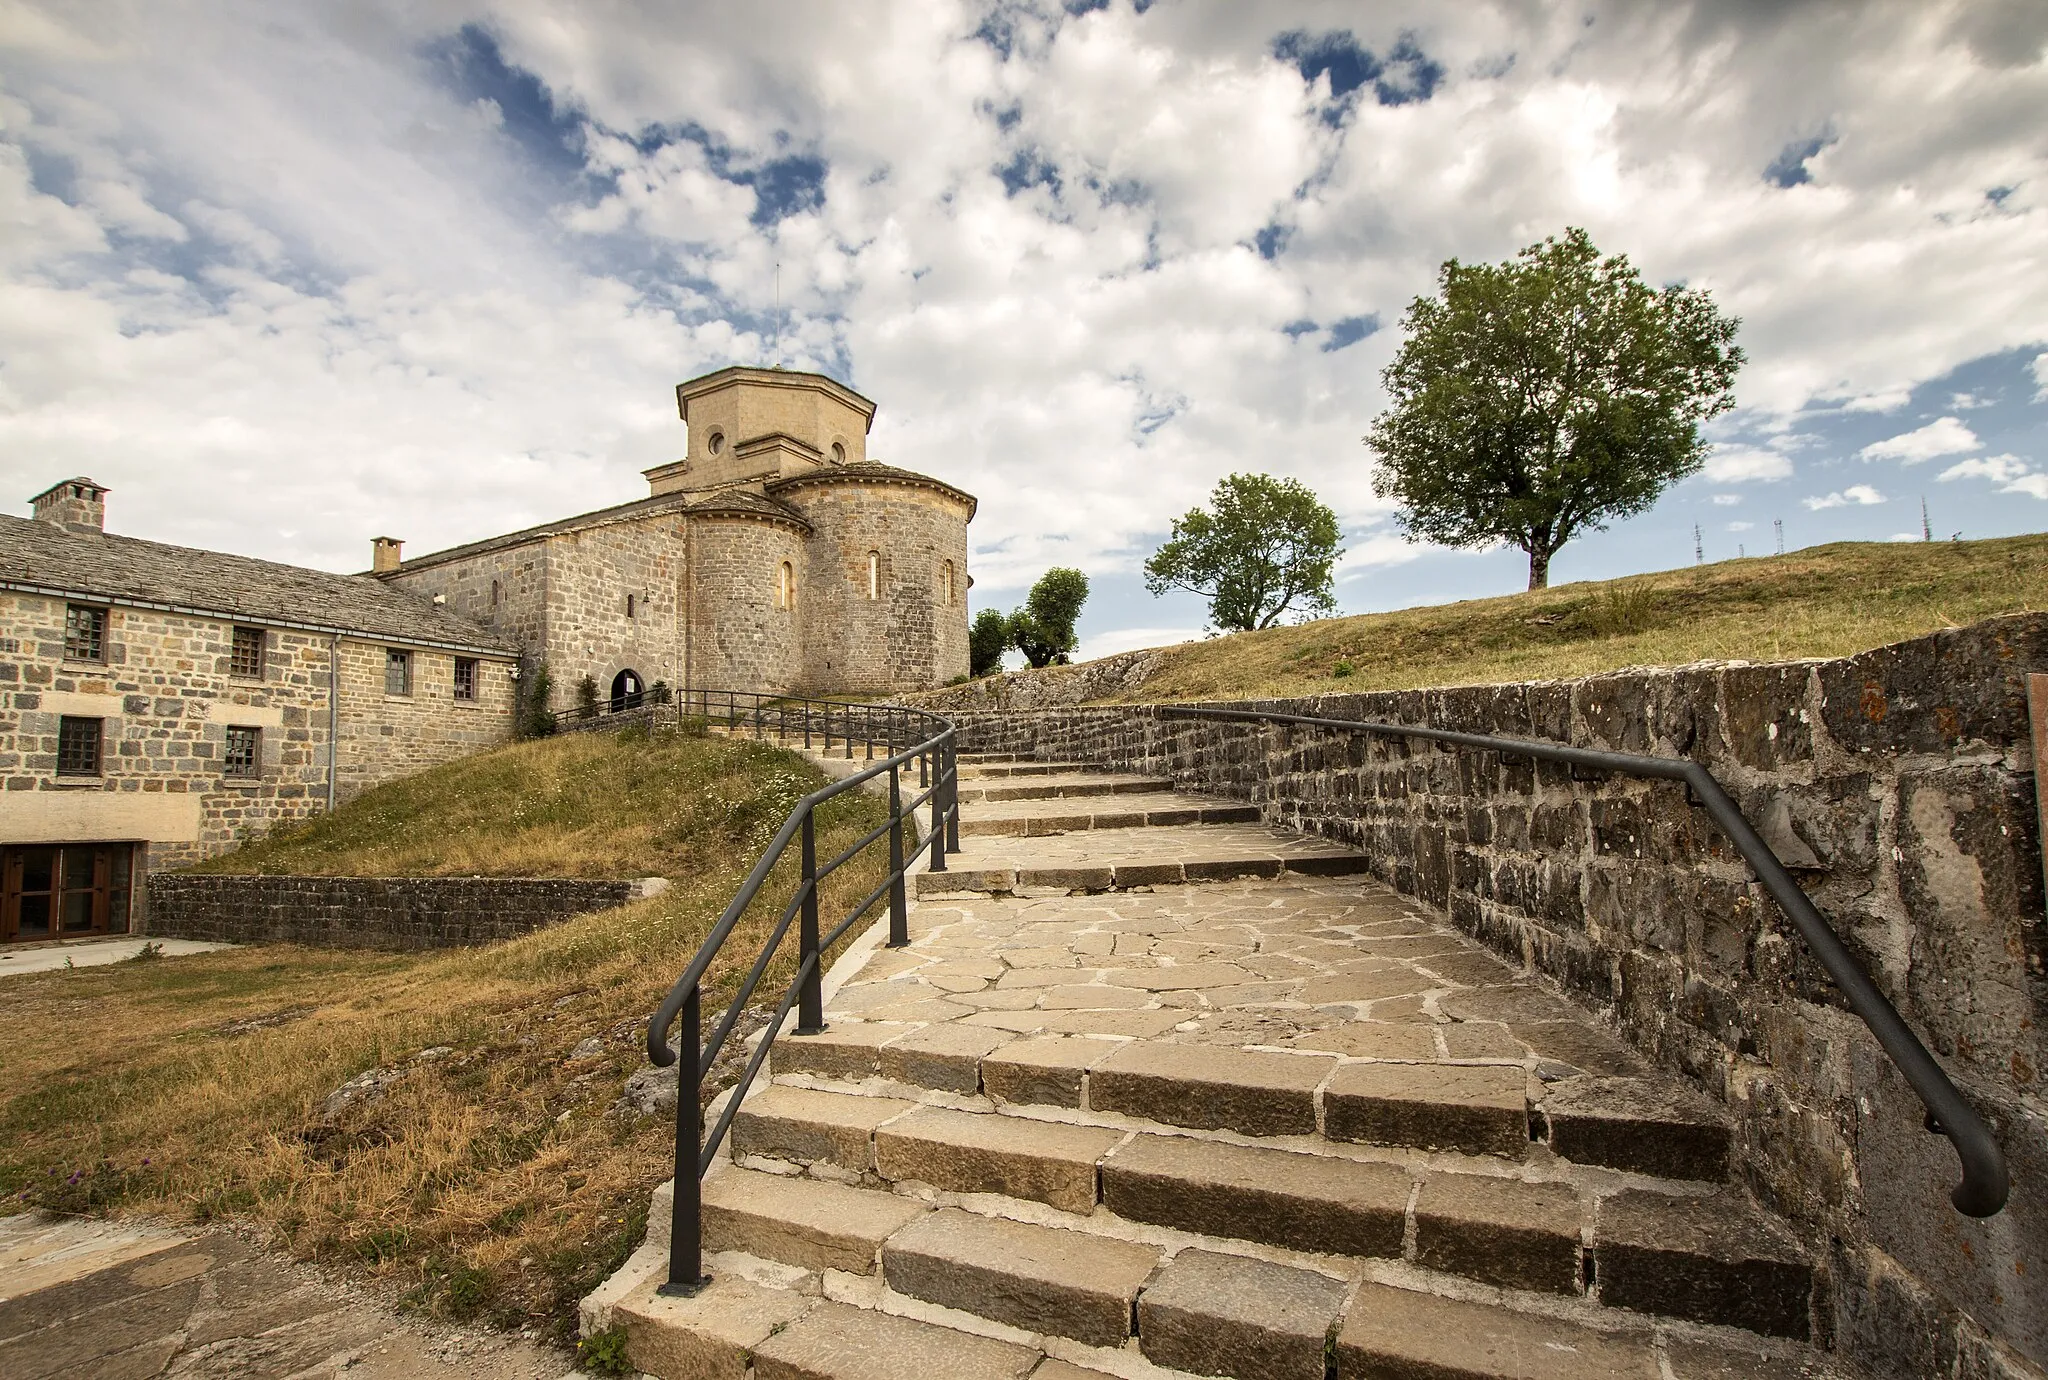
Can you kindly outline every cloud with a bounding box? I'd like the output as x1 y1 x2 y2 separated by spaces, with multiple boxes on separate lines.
1727 520 1755 531
1804 484 1888 509
1940 453 2048 499
2034 352 2048 401
1859 416 1980 463
1710 493 1743 506
1703 446 1793 482
1078 625 1204 660
1336 531 1428 579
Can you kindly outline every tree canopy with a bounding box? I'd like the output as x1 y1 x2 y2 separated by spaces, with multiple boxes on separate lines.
968 608 1009 677
1010 567 1089 668
1143 473 1344 632
1366 227 1743 590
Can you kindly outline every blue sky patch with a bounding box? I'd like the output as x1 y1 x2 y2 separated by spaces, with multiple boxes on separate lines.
999 148 1062 197
1255 223 1293 260
1764 132 1835 188
1272 29 1444 121
1323 315 1379 351
430 25 588 183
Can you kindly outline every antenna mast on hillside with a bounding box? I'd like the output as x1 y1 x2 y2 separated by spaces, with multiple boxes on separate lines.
1922 497 1932 542
1774 519 1784 555
1693 524 1703 564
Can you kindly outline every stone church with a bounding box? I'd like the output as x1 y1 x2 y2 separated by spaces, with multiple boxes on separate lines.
0 366 974 940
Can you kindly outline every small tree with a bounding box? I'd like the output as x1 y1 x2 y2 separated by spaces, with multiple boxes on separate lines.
1144 473 1344 632
518 663 555 738
969 608 1010 677
576 674 600 720
1367 227 1743 590
1010 568 1089 668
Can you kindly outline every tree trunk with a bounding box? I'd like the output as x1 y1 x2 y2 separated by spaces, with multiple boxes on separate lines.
1527 548 1550 590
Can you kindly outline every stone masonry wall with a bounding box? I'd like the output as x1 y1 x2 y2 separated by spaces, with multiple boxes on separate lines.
937 615 2048 1378
789 479 970 693
688 515 804 694
541 519 686 709
331 639 516 804
145 874 643 949
387 543 550 667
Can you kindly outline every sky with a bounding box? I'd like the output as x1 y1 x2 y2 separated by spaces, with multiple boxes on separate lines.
2 0 2045 662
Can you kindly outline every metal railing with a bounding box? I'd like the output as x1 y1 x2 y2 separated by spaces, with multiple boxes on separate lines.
1158 704 2009 1218
643 690 960 1295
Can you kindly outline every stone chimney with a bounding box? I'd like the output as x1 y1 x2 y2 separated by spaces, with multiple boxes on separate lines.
31 478 107 534
371 536 404 573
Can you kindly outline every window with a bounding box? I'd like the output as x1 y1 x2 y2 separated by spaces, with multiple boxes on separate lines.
230 625 265 678
626 593 636 619
942 560 956 606
867 551 880 600
3 844 133 941
708 430 725 455
831 442 846 463
64 604 106 662
778 561 795 611
224 726 260 778
490 579 500 608
385 648 412 697
57 717 102 777
454 657 478 701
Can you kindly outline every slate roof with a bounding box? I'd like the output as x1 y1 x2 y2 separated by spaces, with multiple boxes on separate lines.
385 487 813 575
0 514 515 654
767 462 977 517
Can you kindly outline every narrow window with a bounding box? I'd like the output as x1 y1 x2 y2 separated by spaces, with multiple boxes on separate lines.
64 604 106 662
57 717 102 777
867 551 879 600
490 579 501 610
385 649 412 697
224 726 260 778
942 560 955 606
453 657 478 701
778 561 795 611
626 593 636 619
230 625 265 678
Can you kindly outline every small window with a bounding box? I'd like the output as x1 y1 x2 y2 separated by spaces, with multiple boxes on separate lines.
626 593 636 619
230 625 265 678
778 561 795 611
708 430 725 455
64 604 106 662
385 649 412 697
224 726 260 778
57 717 102 777
867 551 880 601
831 442 846 463
942 560 955 606
454 657 478 702
490 579 500 608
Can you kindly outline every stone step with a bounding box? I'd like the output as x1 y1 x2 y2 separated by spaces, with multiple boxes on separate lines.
958 775 1176 803
958 751 1036 764
917 850 1370 898
729 1084 917 1173
873 1105 1125 1214
1138 1248 1347 1380
958 761 1092 778
881 1208 1160 1348
700 1167 928 1275
958 797 1263 836
1335 1282 1660 1379
752 1299 1040 1380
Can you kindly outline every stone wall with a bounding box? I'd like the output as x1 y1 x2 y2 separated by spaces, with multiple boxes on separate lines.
788 477 970 693
689 514 804 694
935 614 2048 1378
145 874 648 949
330 638 517 804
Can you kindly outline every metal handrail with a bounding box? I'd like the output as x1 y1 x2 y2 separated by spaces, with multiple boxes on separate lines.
642 689 960 1295
1156 703 2009 1218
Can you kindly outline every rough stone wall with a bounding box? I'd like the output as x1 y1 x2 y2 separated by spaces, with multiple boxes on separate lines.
326 640 516 805
906 648 1167 711
146 874 642 949
937 614 2048 1378
687 515 804 694
538 519 687 708
788 479 970 694
386 543 549 663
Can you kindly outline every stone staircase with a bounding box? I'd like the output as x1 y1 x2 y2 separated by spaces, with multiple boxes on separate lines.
587 750 1848 1380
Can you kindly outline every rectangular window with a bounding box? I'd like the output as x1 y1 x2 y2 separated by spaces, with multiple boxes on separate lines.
385 648 412 697
224 726 260 778
57 716 102 777
625 593 636 619
64 604 106 662
230 625 265 678
3 843 133 942
453 657 478 701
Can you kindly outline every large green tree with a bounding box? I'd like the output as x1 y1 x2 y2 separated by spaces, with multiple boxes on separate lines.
1143 473 1344 631
1010 567 1089 668
1366 227 1743 590
968 608 1010 677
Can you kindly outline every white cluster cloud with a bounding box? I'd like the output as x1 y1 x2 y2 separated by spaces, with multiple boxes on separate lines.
1804 484 1888 510
1940 452 2048 499
0 0 2044 618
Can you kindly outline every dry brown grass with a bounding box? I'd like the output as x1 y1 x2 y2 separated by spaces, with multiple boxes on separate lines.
0 728 893 1344
1098 534 2048 703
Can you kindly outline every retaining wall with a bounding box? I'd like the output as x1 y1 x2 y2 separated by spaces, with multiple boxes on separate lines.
145 874 650 950
938 613 2048 1378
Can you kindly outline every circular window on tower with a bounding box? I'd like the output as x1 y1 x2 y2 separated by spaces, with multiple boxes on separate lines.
831 442 846 463
707 430 725 456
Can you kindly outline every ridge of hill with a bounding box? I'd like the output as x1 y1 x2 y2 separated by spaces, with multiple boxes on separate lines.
925 533 2048 709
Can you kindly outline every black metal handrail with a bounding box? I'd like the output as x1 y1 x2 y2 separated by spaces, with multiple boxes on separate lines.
1157 704 2009 1218
642 690 960 1294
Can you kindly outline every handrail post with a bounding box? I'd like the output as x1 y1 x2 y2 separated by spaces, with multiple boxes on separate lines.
945 740 961 852
797 809 825 1035
866 705 875 762
929 750 948 872
844 707 854 760
888 764 909 947
658 982 706 1296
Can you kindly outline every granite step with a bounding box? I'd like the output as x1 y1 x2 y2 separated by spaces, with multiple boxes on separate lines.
958 761 1093 778
958 774 1177 803
958 794 1263 836
918 824 1372 897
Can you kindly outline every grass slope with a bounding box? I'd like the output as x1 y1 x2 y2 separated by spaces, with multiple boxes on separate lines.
0 728 891 1346
1111 534 2048 703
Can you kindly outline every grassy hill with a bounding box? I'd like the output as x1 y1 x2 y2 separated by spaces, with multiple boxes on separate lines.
1094 534 2048 703
0 727 888 1350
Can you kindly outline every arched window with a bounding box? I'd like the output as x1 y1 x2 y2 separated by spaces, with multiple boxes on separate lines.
778 561 795 610
490 579 500 608
867 551 880 601
941 560 955 606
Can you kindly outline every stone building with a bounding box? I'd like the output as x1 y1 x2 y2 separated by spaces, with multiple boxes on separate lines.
0 367 975 941
0 478 519 943
376 365 977 705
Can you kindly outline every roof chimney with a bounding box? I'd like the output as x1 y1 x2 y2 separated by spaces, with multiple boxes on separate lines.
371 536 404 573
31 478 107 534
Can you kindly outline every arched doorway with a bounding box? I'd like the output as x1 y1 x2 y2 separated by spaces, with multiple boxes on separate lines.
610 669 644 712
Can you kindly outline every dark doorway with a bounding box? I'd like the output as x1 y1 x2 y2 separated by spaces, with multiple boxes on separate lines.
610 669 644 712
2 843 134 942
